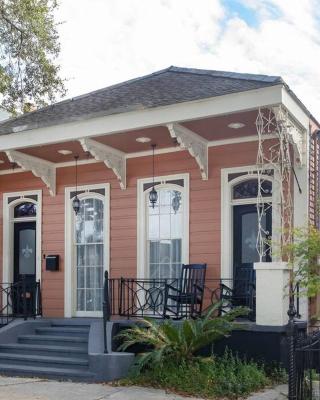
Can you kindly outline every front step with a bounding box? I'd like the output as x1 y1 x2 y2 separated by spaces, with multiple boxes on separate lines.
0 321 96 381
0 352 89 369
18 334 88 348
0 363 95 381
35 327 90 337
0 343 88 358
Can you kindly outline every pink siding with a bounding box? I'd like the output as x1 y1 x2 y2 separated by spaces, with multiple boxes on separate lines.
0 142 259 317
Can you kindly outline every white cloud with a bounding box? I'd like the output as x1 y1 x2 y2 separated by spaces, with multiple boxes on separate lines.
56 0 320 118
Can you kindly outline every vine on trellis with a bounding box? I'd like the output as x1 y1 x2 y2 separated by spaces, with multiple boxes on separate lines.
255 105 295 261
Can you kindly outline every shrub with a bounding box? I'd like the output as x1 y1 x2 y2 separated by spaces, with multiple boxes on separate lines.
116 303 248 373
119 350 270 399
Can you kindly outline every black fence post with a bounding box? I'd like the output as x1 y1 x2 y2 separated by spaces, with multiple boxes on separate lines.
103 270 109 354
287 294 297 400
21 275 27 321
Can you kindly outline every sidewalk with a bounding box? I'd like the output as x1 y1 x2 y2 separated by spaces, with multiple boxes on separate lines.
0 376 287 400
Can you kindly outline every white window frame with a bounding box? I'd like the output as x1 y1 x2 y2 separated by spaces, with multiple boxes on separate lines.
2 190 42 284
137 173 189 279
221 165 280 280
64 183 110 318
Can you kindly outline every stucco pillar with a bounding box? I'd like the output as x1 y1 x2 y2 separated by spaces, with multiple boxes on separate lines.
254 262 290 326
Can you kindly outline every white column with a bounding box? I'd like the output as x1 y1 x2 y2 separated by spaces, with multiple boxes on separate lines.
254 262 290 326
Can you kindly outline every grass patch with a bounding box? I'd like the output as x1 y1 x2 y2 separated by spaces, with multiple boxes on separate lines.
118 350 274 399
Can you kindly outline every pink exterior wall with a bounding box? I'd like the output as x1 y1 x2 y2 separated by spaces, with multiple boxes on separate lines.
0 142 259 317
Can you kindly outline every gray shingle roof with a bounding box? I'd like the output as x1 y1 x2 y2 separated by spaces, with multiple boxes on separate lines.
0 66 283 135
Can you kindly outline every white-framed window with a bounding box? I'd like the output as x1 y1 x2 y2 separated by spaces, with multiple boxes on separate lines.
65 184 110 318
137 174 189 279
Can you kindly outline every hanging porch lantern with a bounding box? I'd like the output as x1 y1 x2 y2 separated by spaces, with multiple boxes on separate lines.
149 144 158 208
72 155 80 215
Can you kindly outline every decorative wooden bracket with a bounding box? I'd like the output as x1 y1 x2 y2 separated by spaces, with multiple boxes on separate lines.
167 123 208 179
272 106 306 167
6 150 56 196
80 138 126 189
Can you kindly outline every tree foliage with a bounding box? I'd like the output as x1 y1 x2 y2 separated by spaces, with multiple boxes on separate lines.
284 225 320 298
0 0 65 114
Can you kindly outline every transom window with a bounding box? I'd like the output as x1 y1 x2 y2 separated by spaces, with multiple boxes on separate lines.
147 187 184 280
233 179 272 200
14 202 37 218
75 197 104 313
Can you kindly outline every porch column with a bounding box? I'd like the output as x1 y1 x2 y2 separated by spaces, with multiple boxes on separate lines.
254 262 290 326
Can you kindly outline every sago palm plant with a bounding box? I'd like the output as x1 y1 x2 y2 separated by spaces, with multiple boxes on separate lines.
117 303 248 372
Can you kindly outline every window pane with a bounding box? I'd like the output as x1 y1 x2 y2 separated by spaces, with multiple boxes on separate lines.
75 196 104 312
14 202 37 218
159 214 170 239
146 187 184 280
233 179 272 200
171 239 181 262
148 215 159 240
19 229 36 275
241 212 263 263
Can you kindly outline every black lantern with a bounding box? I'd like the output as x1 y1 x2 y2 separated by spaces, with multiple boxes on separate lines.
72 155 80 215
149 144 158 208
72 195 80 215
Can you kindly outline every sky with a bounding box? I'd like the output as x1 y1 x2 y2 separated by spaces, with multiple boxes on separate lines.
56 0 320 117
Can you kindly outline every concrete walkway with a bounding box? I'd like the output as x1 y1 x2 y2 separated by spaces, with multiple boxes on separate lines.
0 376 287 399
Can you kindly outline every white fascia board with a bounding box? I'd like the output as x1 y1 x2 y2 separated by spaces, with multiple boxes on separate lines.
281 87 310 130
0 85 283 151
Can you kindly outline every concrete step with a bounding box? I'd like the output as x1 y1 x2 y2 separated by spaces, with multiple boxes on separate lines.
0 363 94 381
0 343 88 358
51 322 91 329
35 327 90 337
0 352 89 369
18 334 88 347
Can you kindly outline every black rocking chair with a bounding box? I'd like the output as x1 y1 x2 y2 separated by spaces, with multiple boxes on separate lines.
218 268 256 320
163 263 207 319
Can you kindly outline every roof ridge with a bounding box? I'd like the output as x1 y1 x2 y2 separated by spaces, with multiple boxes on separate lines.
167 66 283 84
1 66 282 126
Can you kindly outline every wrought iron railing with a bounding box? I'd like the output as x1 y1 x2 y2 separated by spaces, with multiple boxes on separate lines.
103 275 256 321
0 279 42 327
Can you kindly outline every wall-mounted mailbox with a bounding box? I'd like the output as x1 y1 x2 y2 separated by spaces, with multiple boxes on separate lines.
46 255 59 271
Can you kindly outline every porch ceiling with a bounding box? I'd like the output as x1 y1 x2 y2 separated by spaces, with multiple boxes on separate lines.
0 109 259 171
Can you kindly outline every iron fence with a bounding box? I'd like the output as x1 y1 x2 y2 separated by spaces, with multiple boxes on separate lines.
103 274 256 320
0 279 42 327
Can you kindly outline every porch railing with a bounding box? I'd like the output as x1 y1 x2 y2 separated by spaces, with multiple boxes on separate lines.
103 274 256 321
0 279 42 327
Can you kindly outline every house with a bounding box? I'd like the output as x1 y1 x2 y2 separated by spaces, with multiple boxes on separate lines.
0 66 318 380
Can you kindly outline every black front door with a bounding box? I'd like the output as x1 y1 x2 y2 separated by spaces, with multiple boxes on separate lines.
13 221 36 314
233 204 271 306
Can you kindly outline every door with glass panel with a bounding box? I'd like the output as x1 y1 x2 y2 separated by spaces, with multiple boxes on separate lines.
13 201 37 315
74 196 104 316
147 187 183 281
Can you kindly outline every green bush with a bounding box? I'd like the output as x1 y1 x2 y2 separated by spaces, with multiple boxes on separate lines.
117 303 248 372
119 350 270 399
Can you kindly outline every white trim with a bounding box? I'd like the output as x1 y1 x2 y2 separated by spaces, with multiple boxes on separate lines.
2 190 42 284
137 173 189 279
64 183 110 318
0 85 283 151
220 166 278 280
0 134 280 176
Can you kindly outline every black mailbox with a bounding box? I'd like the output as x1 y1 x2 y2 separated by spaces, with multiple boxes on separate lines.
46 255 59 271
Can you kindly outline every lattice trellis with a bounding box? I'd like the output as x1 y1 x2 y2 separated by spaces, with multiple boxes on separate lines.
255 105 295 261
